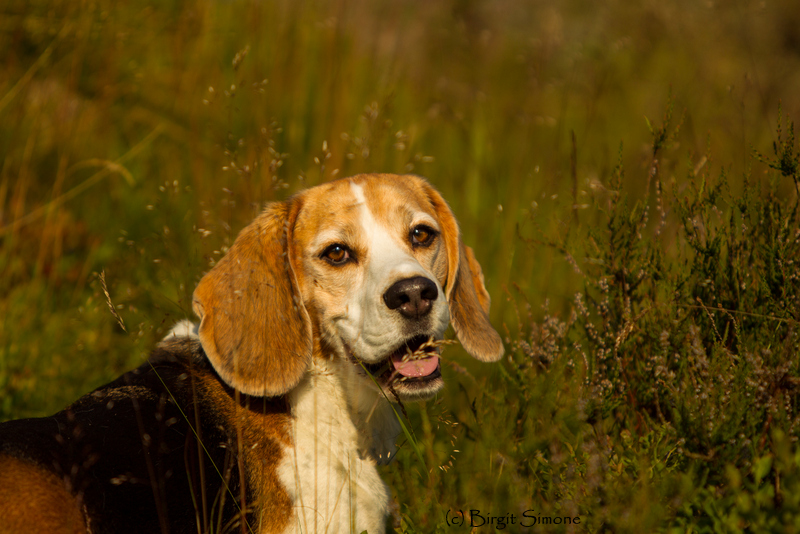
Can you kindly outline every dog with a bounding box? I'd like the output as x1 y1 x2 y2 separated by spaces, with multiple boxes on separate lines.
0 173 503 533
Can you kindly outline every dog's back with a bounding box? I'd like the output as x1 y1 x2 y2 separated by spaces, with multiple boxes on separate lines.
0 338 291 534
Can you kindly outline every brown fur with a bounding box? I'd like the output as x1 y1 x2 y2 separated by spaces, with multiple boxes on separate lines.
193 199 314 398
0 456 85 534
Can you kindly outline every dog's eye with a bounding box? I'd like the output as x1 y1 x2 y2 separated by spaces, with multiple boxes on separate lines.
410 225 437 247
321 244 352 265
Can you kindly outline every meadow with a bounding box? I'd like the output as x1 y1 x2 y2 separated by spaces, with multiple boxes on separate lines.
2 0 800 531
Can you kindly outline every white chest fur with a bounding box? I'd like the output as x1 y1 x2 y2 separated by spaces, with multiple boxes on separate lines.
277 358 400 534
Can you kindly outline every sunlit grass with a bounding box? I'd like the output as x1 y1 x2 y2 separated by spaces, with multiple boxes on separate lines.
2 0 800 531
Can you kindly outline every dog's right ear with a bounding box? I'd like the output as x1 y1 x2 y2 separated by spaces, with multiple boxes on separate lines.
417 178 504 363
192 199 312 397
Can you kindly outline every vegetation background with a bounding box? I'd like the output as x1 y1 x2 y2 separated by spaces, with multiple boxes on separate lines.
2 0 800 531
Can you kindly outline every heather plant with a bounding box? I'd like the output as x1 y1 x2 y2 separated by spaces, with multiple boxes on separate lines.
3 0 800 532
443 106 800 532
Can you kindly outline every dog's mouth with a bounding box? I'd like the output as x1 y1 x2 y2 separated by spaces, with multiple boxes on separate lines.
360 335 442 386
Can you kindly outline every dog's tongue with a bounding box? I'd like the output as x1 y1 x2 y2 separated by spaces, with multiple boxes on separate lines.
391 352 439 378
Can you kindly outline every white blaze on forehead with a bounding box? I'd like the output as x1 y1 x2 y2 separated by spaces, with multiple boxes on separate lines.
349 181 422 280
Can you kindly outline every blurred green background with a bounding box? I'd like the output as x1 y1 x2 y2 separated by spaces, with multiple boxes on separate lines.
3 0 800 531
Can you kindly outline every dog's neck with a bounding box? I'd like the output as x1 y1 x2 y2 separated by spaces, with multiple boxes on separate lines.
297 354 401 464
276 354 395 533
341 360 403 465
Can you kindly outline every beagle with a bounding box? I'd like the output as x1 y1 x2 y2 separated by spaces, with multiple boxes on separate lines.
0 173 503 534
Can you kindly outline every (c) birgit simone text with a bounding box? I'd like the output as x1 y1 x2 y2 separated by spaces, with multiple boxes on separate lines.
445 509 581 530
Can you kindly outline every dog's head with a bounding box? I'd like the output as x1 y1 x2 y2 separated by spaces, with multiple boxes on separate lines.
192 174 503 401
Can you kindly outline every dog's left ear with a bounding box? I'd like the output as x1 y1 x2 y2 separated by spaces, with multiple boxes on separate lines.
422 181 504 362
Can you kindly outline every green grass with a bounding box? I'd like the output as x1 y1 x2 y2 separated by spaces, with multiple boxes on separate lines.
3 0 800 531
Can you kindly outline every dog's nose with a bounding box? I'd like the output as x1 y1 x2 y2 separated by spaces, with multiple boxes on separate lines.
383 276 438 319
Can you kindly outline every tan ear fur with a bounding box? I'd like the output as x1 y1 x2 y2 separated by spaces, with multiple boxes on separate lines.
192 200 312 396
448 241 505 362
421 180 504 362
